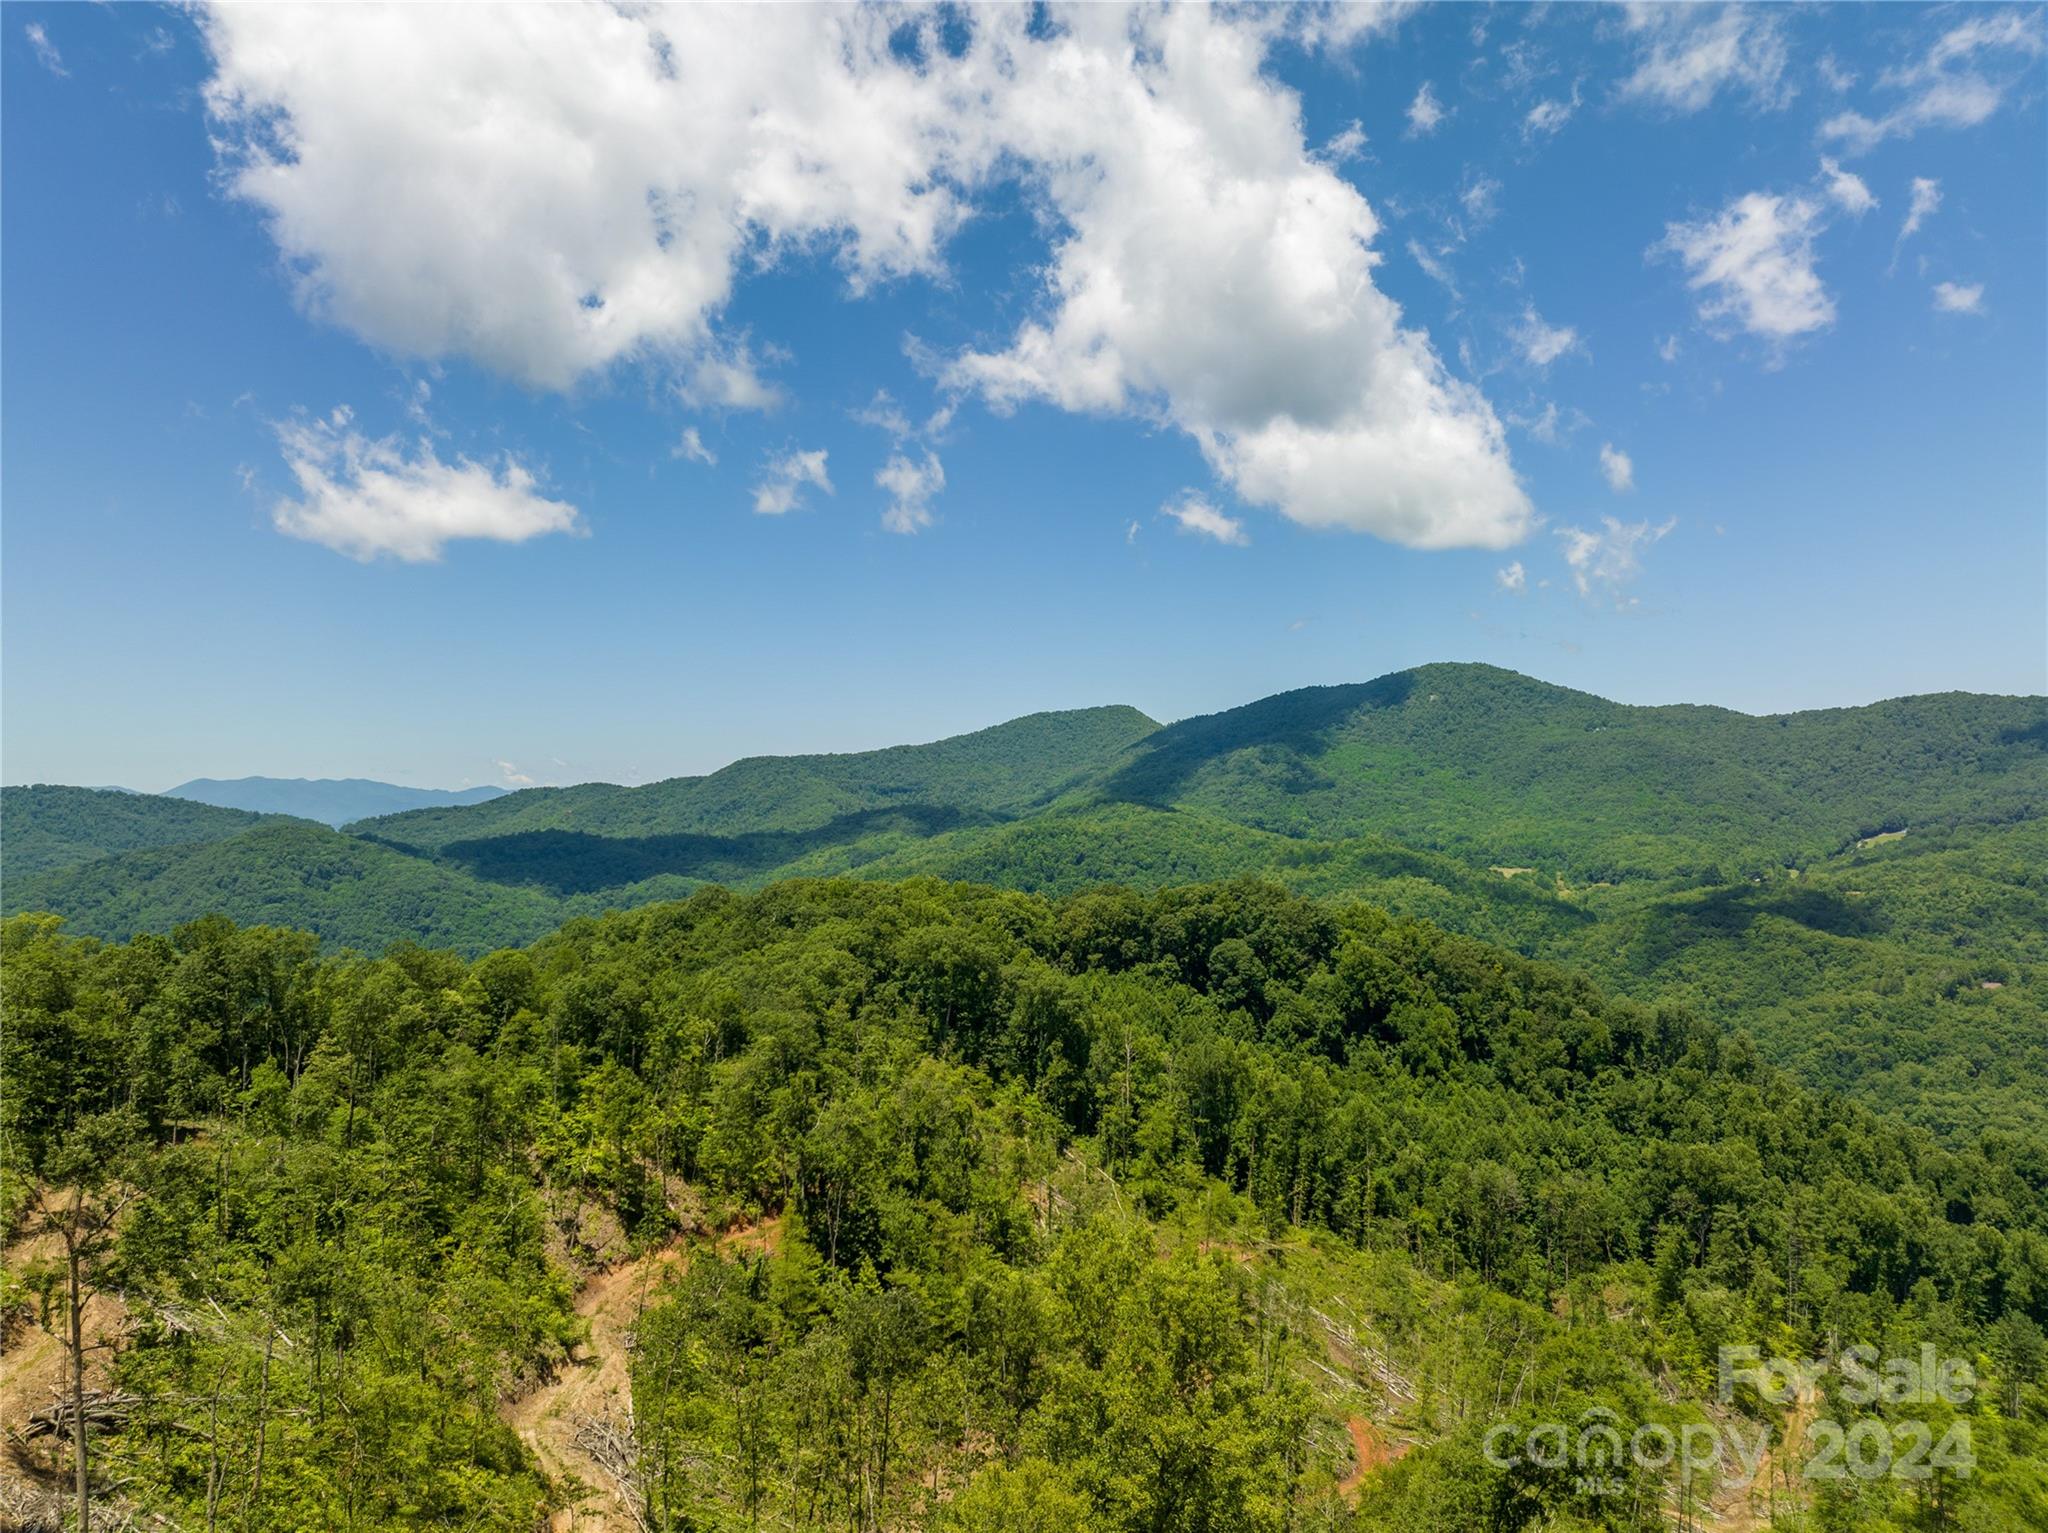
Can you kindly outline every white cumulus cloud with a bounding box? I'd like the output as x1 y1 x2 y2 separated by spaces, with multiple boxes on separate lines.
941 8 1531 550
1496 560 1527 592
1599 443 1636 493
203 4 1533 555
1652 191 1834 350
200 5 980 391
269 407 580 562
1160 491 1249 547
752 448 833 517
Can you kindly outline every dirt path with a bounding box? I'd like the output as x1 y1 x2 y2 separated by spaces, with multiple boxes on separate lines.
1709 1384 1820 1531
504 1218 781 1530
504 1242 684 1532
1336 1415 1405 1501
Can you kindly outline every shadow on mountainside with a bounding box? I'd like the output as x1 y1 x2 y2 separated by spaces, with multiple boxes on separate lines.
1625 881 1886 971
430 803 997 895
1098 671 1417 808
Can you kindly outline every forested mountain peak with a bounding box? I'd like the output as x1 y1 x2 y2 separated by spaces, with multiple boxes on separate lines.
352 702 1164 850
1090 662 2046 875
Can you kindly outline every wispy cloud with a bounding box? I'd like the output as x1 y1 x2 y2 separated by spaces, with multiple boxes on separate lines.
679 345 781 413
1556 516 1677 605
876 451 945 534
1319 119 1368 164
1599 443 1636 493
1932 281 1984 315
1496 560 1527 593
1522 83 1581 141
1617 5 1791 114
1160 491 1249 547
1507 400 1590 445
673 426 717 466
1512 305 1584 368
24 22 66 77
1891 177 1941 270
1408 239 1460 299
1821 11 2046 153
1406 81 1447 137
1459 174 1503 228
752 447 833 517
1817 157 1877 218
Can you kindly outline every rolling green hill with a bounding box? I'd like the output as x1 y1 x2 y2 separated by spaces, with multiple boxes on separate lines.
346 663 2044 899
1086 663 2046 877
3 820 566 954
8 666 2043 1135
358 703 1161 847
0 785 299 877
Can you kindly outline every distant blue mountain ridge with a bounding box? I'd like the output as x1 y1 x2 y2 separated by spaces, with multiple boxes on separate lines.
166 776 507 828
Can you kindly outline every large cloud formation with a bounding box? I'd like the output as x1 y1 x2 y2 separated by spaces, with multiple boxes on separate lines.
202 3 1531 552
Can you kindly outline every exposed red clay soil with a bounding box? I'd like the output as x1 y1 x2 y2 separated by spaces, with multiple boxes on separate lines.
1337 1415 1408 1501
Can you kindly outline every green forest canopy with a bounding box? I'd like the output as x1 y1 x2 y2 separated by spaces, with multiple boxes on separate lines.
7 664 2042 1139
5 878 2046 1530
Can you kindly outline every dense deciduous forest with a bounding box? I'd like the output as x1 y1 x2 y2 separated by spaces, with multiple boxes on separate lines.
5 879 2045 1530
8 666 2043 1139
2 788 295 879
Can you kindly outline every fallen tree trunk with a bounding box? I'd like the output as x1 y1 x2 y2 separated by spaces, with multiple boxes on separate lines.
21 1388 141 1442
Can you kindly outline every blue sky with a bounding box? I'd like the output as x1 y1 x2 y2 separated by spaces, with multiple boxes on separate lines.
4 3 2043 792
